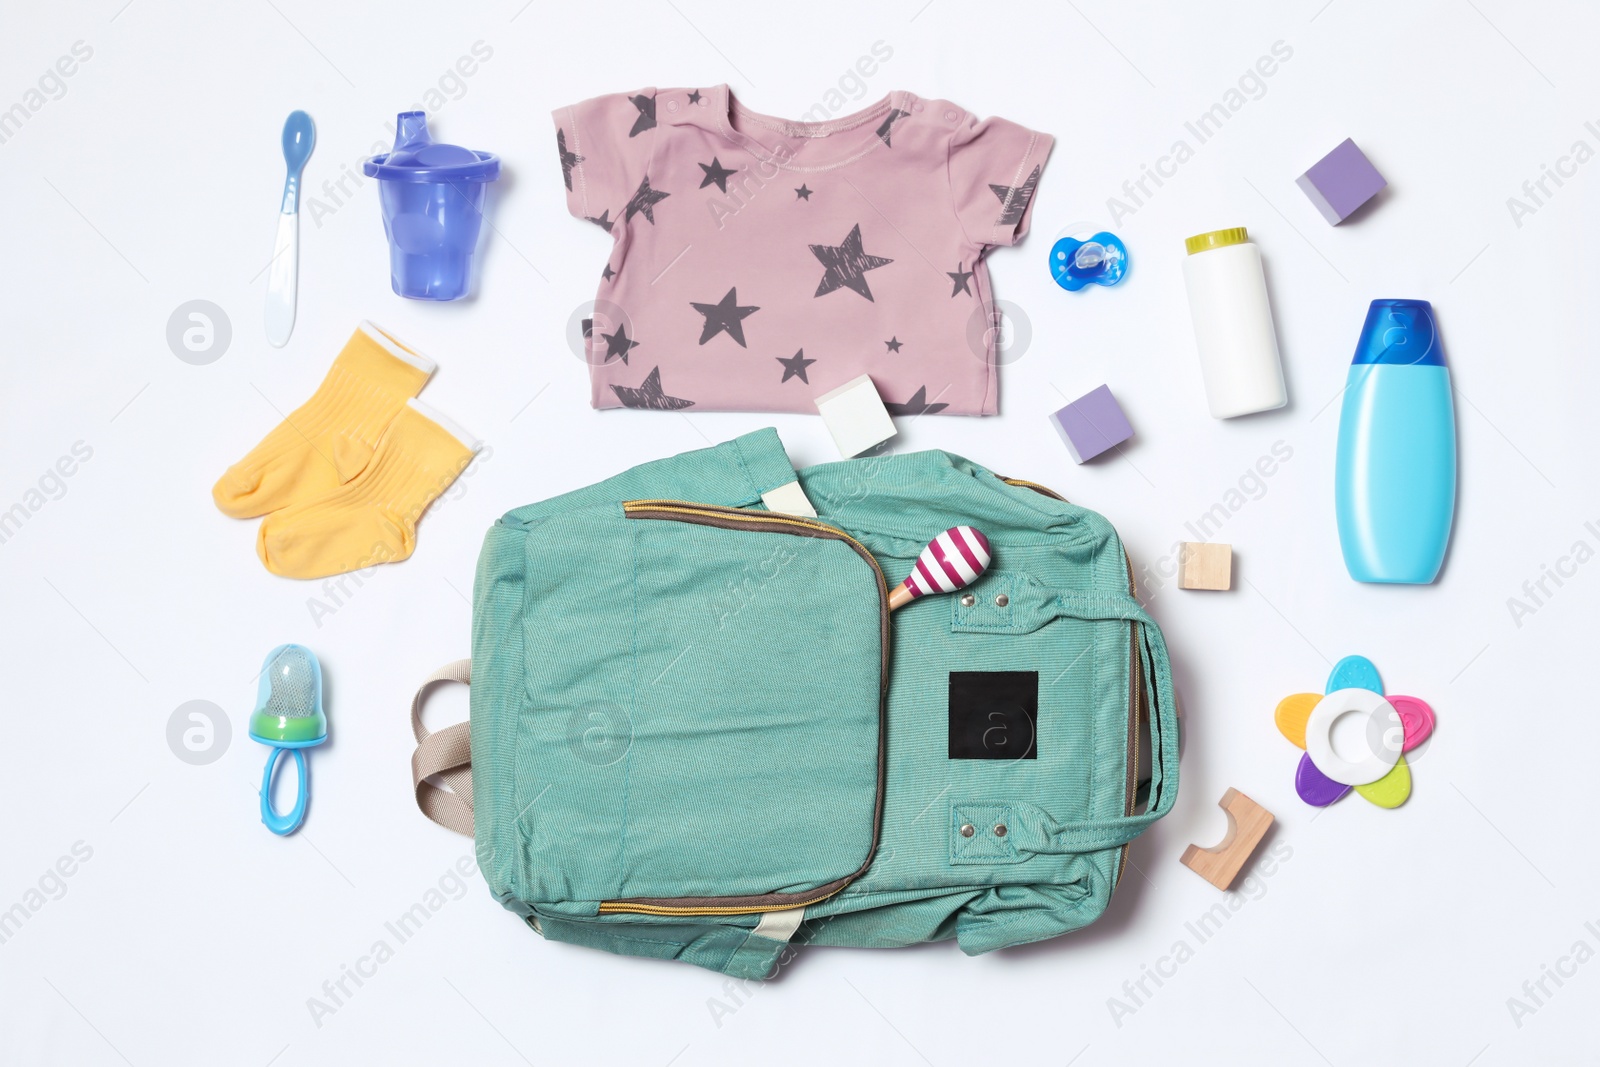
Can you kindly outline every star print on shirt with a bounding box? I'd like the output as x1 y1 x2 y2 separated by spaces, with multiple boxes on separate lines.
699 157 738 193
691 287 760 347
810 224 894 302
947 262 974 297
624 177 670 225
600 322 639 364
557 128 584 191
875 108 910 147
585 209 614 233
794 184 812 200
884 337 902 353
628 93 657 137
612 366 693 410
989 165 1042 227
687 89 703 104
776 349 815 384
885 386 948 416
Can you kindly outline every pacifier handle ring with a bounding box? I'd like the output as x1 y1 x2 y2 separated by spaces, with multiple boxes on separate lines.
260 746 310 836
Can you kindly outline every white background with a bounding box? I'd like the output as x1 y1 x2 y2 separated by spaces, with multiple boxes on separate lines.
2 0 1597 1064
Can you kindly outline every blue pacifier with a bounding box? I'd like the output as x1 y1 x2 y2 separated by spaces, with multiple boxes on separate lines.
249 644 328 836
1050 231 1129 290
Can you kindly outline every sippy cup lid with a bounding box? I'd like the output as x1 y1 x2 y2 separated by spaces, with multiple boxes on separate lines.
363 111 500 183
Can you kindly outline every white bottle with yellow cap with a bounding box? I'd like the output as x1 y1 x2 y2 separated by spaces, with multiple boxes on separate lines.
1181 227 1287 418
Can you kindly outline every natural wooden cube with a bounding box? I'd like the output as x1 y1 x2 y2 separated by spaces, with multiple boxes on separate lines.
1179 542 1232 591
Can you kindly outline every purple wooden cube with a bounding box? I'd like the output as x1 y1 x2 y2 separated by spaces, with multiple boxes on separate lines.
1297 138 1387 224
1049 385 1133 463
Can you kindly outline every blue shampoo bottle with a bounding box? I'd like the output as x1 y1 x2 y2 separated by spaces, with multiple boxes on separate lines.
1335 300 1456 584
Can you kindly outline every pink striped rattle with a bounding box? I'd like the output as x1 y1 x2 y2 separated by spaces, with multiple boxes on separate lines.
888 526 992 611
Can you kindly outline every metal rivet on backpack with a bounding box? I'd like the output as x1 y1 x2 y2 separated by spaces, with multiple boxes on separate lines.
995 594 1009 607
960 593 975 607
959 823 975 838
994 823 1008 837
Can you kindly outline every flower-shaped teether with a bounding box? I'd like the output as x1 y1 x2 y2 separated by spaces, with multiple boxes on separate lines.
1274 655 1435 809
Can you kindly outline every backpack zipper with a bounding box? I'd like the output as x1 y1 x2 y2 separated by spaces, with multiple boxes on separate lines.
595 500 889 917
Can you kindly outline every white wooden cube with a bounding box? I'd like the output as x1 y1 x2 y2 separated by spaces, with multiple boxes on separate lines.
815 375 897 458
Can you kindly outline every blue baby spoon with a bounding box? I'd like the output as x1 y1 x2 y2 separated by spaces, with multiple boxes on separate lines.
250 643 328 835
265 110 315 348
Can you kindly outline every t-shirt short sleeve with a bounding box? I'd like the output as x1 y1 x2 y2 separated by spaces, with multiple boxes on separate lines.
552 89 661 225
947 114 1053 248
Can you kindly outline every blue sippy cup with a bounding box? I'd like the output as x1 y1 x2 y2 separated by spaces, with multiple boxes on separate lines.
364 112 500 301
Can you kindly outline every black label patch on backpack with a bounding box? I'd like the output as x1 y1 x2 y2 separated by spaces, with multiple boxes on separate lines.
948 671 1038 760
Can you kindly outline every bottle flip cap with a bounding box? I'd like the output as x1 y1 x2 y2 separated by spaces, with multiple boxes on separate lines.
1352 299 1444 366
251 644 328 836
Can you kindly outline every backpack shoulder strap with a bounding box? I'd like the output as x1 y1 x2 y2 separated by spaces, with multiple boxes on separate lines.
411 659 474 837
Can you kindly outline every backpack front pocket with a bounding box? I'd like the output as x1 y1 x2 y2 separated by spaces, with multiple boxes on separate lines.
500 501 887 915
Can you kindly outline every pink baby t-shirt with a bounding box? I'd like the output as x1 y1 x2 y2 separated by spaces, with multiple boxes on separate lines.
553 86 1052 415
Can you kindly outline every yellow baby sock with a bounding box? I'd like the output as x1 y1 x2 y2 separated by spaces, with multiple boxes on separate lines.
256 399 480 579
213 322 435 519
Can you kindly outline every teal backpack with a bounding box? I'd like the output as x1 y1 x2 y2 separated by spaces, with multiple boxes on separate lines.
409 429 1178 979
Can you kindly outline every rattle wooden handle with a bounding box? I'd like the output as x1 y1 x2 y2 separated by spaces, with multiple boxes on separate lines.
888 526 991 612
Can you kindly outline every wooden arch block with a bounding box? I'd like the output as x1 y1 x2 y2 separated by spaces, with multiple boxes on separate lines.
1180 788 1274 890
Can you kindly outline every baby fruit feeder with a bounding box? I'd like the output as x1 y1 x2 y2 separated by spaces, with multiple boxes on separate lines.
251 644 328 835
364 112 500 301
